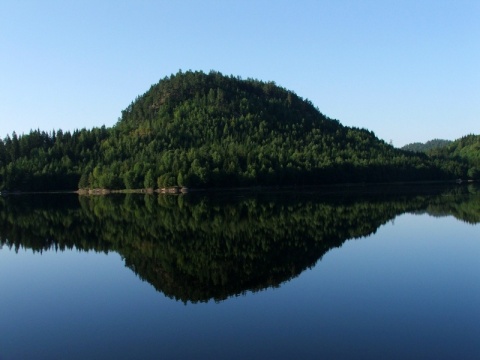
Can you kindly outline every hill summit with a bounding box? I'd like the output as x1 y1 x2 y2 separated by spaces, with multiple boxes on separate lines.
99 70 450 188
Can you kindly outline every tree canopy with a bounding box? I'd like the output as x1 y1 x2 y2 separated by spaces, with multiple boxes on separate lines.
0 70 478 191
401 139 452 153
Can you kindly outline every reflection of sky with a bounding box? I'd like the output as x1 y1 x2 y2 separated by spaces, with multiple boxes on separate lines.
0 214 479 359
282 213 480 359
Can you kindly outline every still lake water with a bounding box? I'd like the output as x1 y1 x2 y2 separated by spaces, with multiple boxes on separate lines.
0 185 479 359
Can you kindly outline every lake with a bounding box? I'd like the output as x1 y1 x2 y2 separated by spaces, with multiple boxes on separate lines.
0 184 479 359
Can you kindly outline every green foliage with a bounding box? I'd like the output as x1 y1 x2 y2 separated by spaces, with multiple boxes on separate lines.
427 134 480 180
144 169 155 189
402 139 452 152
0 71 476 191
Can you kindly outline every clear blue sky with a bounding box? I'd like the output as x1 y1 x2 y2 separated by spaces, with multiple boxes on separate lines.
1 0 478 147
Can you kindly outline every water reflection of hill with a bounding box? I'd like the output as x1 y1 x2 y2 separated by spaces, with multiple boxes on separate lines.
0 184 478 303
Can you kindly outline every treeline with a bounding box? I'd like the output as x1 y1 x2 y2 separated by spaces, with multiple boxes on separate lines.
0 70 477 191
401 139 452 153
0 127 108 191
426 134 480 179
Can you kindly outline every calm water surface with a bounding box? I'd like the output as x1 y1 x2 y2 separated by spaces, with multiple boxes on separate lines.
0 186 479 359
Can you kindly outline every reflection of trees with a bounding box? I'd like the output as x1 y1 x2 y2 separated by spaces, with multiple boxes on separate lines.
0 184 478 303
425 185 480 224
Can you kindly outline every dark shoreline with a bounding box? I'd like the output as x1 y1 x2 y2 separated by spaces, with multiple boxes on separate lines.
1 179 475 197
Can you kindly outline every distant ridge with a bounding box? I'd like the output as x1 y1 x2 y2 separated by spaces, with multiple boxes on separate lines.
402 139 452 152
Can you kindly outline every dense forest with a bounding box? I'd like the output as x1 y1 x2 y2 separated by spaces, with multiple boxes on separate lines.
401 139 452 153
0 70 478 191
425 134 480 180
1 185 478 302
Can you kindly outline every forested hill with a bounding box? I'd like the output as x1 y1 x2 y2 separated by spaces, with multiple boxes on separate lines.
425 135 480 179
0 70 475 191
